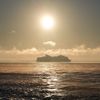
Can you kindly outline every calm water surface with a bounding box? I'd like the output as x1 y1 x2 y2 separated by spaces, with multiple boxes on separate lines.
0 63 100 100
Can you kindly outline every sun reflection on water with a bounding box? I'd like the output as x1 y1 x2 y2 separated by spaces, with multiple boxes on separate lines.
38 63 60 94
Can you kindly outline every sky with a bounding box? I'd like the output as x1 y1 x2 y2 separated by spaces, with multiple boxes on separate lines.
0 0 100 62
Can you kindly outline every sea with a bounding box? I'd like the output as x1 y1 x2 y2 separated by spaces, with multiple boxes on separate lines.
0 63 100 100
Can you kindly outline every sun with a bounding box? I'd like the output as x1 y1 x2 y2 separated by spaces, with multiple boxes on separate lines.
41 15 55 30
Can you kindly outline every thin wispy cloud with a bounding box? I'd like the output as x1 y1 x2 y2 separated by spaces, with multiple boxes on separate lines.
43 41 56 47
10 30 16 34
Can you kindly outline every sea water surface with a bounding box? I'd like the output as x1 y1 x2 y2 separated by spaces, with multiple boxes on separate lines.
0 63 100 100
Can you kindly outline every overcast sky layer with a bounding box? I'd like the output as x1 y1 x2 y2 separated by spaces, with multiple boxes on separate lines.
0 0 100 62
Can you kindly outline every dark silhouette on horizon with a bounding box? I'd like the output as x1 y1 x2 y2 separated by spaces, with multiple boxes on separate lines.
36 55 71 62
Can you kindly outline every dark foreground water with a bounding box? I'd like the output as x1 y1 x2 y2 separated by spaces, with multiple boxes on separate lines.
0 63 100 100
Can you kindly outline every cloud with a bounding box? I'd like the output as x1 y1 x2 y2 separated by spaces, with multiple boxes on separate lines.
10 30 16 33
0 45 100 62
43 45 100 62
0 47 38 62
43 41 56 47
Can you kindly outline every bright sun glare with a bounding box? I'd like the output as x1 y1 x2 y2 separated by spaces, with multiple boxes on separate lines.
41 15 55 30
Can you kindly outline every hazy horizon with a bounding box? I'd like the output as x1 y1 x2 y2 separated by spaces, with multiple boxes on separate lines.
0 0 100 62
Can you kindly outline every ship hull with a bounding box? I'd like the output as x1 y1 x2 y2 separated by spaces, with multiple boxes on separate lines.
36 55 71 62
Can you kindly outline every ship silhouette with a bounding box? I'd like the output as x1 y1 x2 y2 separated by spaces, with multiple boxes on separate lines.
36 55 71 62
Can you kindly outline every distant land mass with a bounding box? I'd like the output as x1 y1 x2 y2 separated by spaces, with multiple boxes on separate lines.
36 55 71 62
